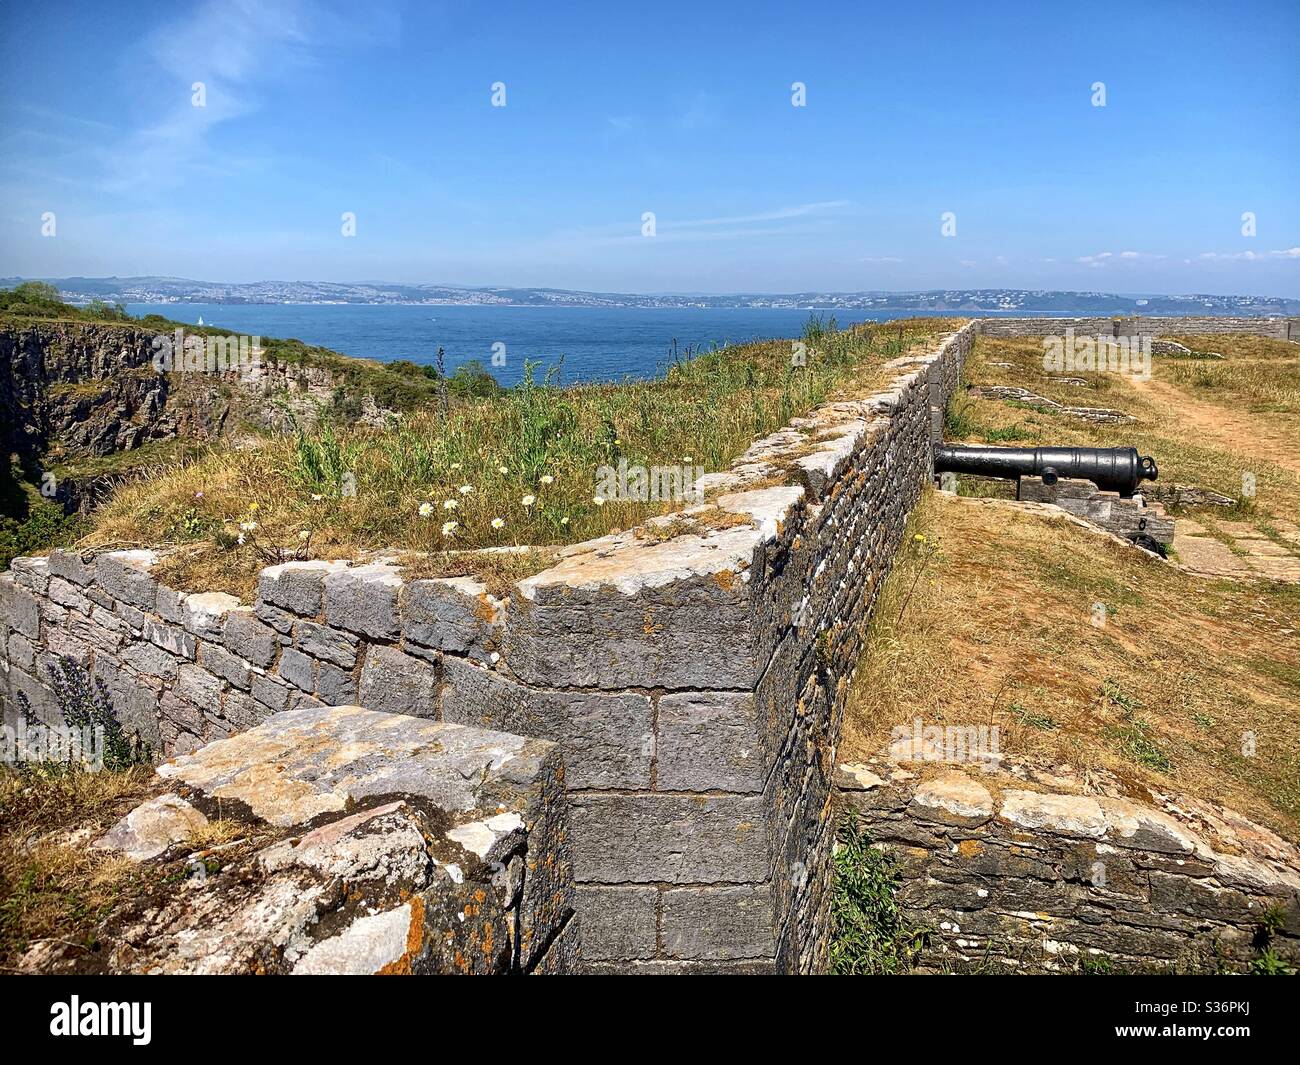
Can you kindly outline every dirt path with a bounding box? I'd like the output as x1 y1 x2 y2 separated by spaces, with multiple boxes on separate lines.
1126 373 1300 477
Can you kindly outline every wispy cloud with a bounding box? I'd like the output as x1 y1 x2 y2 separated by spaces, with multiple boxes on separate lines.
1193 248 1300 262
1075 250 1165 267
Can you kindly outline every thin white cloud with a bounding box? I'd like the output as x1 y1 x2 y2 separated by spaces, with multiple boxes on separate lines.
1195 248 1300 262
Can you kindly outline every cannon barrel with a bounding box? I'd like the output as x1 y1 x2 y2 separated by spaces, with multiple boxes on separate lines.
934 445 1158 496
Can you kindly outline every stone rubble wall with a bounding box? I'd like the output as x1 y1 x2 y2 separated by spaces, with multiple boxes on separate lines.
1 322 978 973
31 705 577 974
976 316 1300 341
836 758 1300 973
1018 476 1175 544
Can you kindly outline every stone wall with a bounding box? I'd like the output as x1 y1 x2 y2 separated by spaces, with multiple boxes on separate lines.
836 757 1300 973
1 322 978 973
976 316 1300 341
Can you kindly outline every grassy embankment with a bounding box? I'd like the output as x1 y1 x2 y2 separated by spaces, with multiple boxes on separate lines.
841 329 1300 840
82 316 958 598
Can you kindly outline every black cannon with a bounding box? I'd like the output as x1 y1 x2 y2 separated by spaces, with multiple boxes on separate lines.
934 445 1158 497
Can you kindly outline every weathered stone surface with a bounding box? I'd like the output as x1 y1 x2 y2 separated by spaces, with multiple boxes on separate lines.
323 563 403 639
316 661 357 706
223 610 279 668
94 794 209 861
661 885 776 960
568 793 768 884
403 576 502 660
277 647 316 692
47 548 94 586
357 645 437 717
910 772 995 826
257 560 348 617
442 655 652 789
65 706 580 975
1000 791 1107 838
656 690 767 793
96 550 159 610
200 643 252 691
182 592 242 639
294 619 359 668
251 671 293 712
574 885 658 962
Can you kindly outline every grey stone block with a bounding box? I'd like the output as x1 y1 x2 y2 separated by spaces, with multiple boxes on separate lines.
403 577 501 660
661 885 776 960
255 601 296 636
442 656 652 789
568 793 769 884
295 620 359 668
251 672 293 712
47 577 91 613
574 886 658 962
201 643 252 690
143 619 196 660
316 661 357 706
121 641 180 682
324 564 403 639
0 576 41 639
182 592 242 638
223 610 278 668
156 586 186 624
278 647 316 692
47 549 94 586
357 645 438 717
258 560 347 617
97 550 159 610
657 691 765 793
177 663 224 707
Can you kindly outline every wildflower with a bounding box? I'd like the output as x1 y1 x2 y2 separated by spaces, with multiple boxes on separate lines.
312 493 323 502
237 534 246 546
498 466 509 475
443 499 458 511
450 462 462 471
491 517 505 529
459 484 474 496
521 494 536 507
682 456 693 463
249 502 259 512
592 495 605 506
418 502 434 518
560 516 570 525
441 521 458 537
540 474 553 485
194 491 204 499
298 530 310 541
914 534 926 542
239 521 258 533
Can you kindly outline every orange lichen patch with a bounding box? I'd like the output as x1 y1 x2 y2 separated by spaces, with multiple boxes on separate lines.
473 594 497 623
957 839 983 858
377 896 425 975
713 569 737 591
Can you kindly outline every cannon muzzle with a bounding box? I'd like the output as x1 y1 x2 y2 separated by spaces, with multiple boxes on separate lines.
934 445 1158 497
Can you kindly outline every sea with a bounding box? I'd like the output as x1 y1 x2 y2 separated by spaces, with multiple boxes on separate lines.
125 304 969 388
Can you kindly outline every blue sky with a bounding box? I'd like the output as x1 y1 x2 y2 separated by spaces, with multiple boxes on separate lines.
1 0 1297 295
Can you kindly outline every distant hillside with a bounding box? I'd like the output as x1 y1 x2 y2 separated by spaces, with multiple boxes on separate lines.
4 276 1298 316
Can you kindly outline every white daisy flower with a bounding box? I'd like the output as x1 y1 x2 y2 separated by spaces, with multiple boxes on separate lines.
592 495 605 506
441 521 458 537
418 502 434 518
459 484 474 495
540 474 554 485
491 517 505 529
521 494 536 507
443 499 458 511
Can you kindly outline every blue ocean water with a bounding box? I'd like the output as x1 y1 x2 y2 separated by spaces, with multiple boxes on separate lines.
125 303 942 388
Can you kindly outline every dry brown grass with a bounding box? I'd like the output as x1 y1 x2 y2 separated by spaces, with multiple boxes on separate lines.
951 334 1300 526
0 764 157 970
843 490 1300 839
